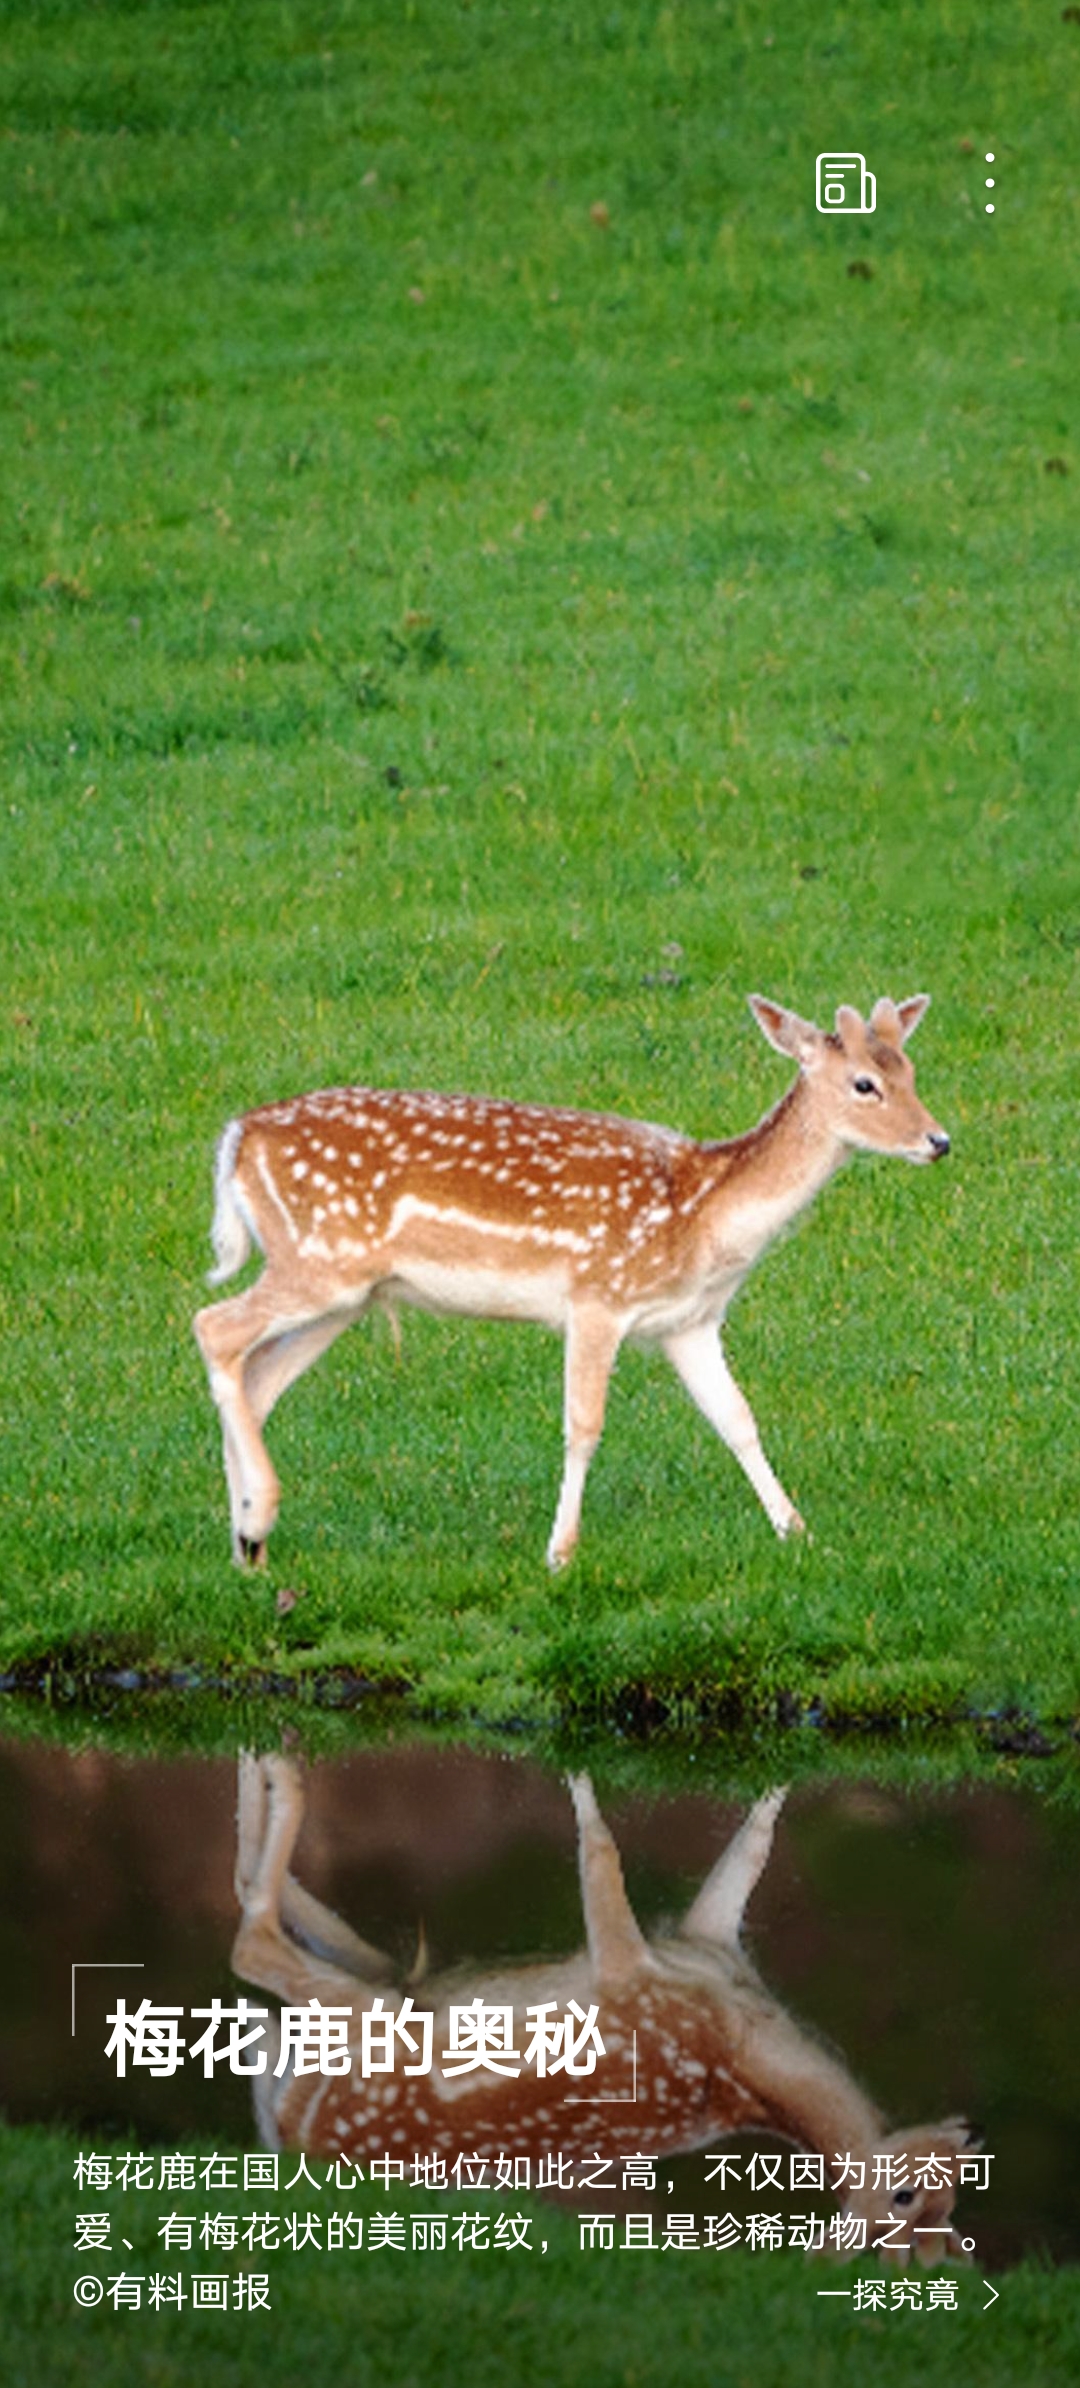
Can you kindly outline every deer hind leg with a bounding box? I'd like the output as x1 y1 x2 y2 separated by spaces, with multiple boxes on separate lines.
277 1866 395 1989
661 1323 805 1539
194 1282 361 1565
235 1765 285 2156
568 1773 651 1989
195 1284 291 1563
680 1786 787 1950
547 1307 623 1570
234 1755 394 2005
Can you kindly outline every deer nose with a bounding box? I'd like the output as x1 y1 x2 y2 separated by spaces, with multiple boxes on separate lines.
927 1129 950 1159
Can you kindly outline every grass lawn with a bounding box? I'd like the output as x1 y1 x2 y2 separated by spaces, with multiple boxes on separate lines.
3 0 1080 1726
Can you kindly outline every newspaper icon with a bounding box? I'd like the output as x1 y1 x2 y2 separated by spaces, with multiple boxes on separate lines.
816 153 876 214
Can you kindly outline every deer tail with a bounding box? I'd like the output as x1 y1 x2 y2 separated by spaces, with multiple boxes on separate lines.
206 1117 256 1285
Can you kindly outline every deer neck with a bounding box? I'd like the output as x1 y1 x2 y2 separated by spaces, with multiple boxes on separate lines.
693 1076 846 1273
673 1952 886 2164
752 2062 886 2168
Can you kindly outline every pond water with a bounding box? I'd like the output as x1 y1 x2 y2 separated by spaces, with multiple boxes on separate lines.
1 1735 1076 2271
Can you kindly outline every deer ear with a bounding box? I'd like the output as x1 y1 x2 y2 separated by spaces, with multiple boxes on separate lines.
748 995 824 1067
869 998 902 1048
891 992 931 1045
929 2114 980 2152
869 995 930 1048
890 2116 978 2162
834 1004 865 1055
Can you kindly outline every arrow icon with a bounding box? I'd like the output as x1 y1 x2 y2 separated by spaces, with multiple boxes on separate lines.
983 2280 999 2309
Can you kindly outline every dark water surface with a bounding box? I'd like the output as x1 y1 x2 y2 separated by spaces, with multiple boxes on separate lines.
1 1737 1076 2271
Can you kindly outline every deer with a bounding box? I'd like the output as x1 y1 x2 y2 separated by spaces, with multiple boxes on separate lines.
193 993 948 1569
232 1755 977 2263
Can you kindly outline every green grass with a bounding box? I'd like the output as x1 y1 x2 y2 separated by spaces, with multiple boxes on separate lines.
3 0 1080 1724
4 2121 1076 2388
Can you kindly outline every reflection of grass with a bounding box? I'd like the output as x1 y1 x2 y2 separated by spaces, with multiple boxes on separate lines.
4 2123 1076 2388
2 0 1080 1725
5 1682 1080 1808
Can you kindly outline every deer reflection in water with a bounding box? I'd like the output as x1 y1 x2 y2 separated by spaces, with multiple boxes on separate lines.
233 1758 977 2263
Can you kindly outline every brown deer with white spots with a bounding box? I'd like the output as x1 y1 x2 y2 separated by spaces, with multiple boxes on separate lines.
194 994 948 1569
233 1756 976 2263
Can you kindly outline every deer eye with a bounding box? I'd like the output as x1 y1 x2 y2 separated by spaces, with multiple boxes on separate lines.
852 1075 881 1098
892 2187 916 2206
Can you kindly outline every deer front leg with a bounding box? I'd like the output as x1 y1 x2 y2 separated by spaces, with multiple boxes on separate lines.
680 1787 788 1949
546 1306 623 1570
568 1773 651 1989
661 1323 805 1538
